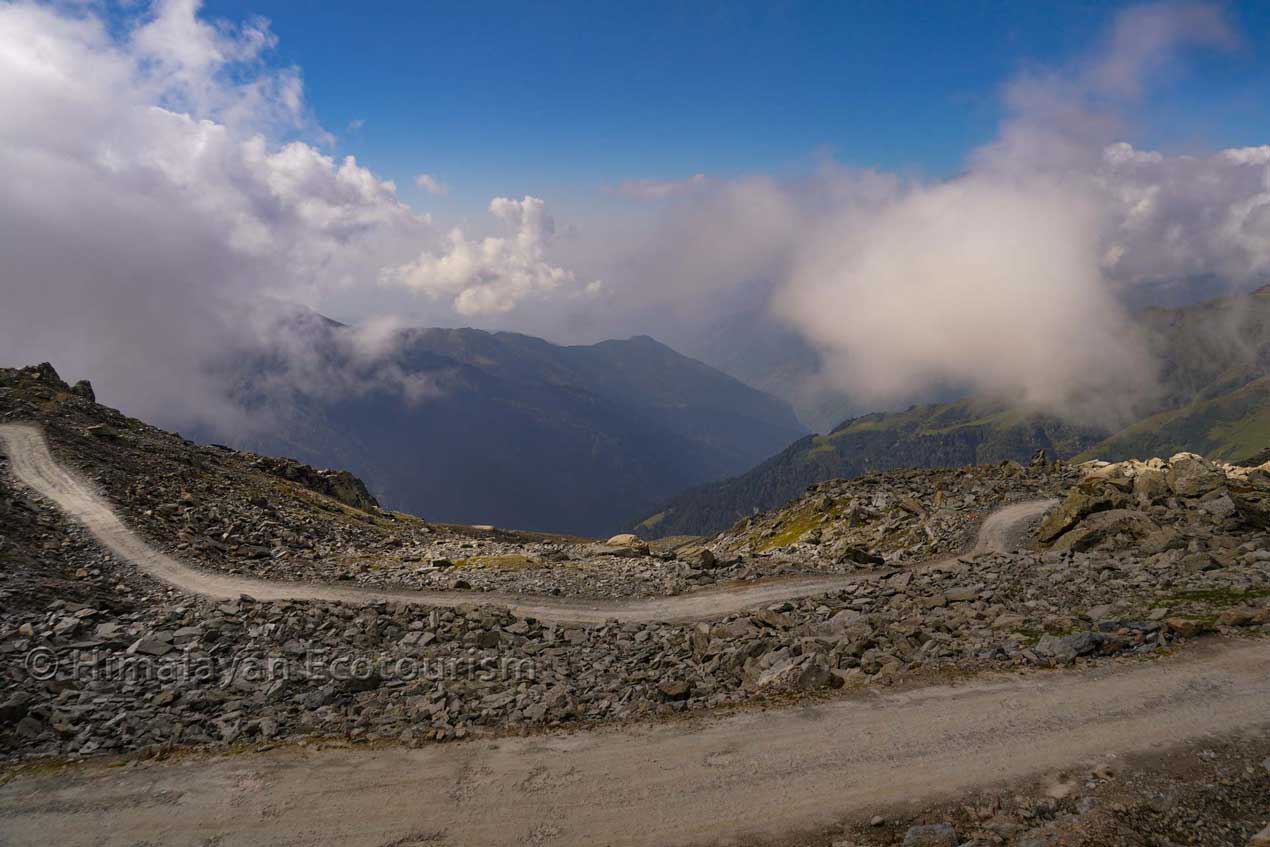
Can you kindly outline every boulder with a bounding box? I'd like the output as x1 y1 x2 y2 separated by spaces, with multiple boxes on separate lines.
902 823 958 847
1132 466 1169 504
127 634 173 657
1165 453 1225 498
1038 481 1128 543
1035 631 1100 662
1140 527 1184 555
839 545 884 566
752 654 832 691
70 379 95 402
1200 492 1238 520
1180 552 1218 573
1050 509 1160 552
1229 475 1270 528
1216 607 1267 627
1166 618 1207 638
606 533 642 546
657 680 691 701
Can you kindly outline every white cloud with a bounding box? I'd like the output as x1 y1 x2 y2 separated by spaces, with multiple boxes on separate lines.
764 3 1260 425
1 0 1266 442
414 173 448 196
614 173 707 200
552 2 1265 429
383 196 600 316
1085 1 1236 97
0 0 453 432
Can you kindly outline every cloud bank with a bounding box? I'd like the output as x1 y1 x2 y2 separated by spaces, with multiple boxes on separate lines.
577 2 1266 427
2 0 1268 442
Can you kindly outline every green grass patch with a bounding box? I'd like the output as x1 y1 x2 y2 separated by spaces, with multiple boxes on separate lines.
637 511 665 530
754 506 832 551
1163 587 1270 608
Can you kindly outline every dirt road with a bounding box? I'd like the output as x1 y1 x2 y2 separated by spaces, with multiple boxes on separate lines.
0 423 1054 625
1 640 1266 846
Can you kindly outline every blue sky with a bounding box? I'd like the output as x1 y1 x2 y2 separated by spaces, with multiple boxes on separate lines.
195 0 1270 213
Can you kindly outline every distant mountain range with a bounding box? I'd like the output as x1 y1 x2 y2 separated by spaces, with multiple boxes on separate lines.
219 320 807 537
632 286 1270 539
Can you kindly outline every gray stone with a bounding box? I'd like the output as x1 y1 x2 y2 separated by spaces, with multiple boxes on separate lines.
1180 552 1218 573
126 634 173 657
1165 453 1225 498
901 823 957 847
1200 493 1237 520
1039 482 1127 543
657 680 691 700
1087 604 1116 621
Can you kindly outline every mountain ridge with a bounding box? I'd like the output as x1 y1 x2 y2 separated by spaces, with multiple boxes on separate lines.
214 322 807 537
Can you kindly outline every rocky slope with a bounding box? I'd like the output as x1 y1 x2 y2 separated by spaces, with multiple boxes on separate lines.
635 411 1097 539
1 363 1268 768
825 732 1270 847
6 363 1065 604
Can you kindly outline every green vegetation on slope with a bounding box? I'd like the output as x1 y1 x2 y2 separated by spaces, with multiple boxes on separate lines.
631 399 1102 539
633 286 1270 539
1076 376 1270 464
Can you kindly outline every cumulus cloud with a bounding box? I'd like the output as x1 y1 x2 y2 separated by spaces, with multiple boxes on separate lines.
0 0 584 435
382 196 601 316
1097 142 1270 286
0 0 426 431
414 173 448 196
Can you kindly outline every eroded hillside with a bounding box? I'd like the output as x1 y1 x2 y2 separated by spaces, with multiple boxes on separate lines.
1 363 1267 775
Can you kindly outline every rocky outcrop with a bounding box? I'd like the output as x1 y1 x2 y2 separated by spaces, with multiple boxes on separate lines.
25 362 67 389
70 380 95 402
1037 479 1127 543
1043 451 1270 550
1227 464 1270 528
248 455 380 513
710 460 1077 569
1049 509 1160 552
